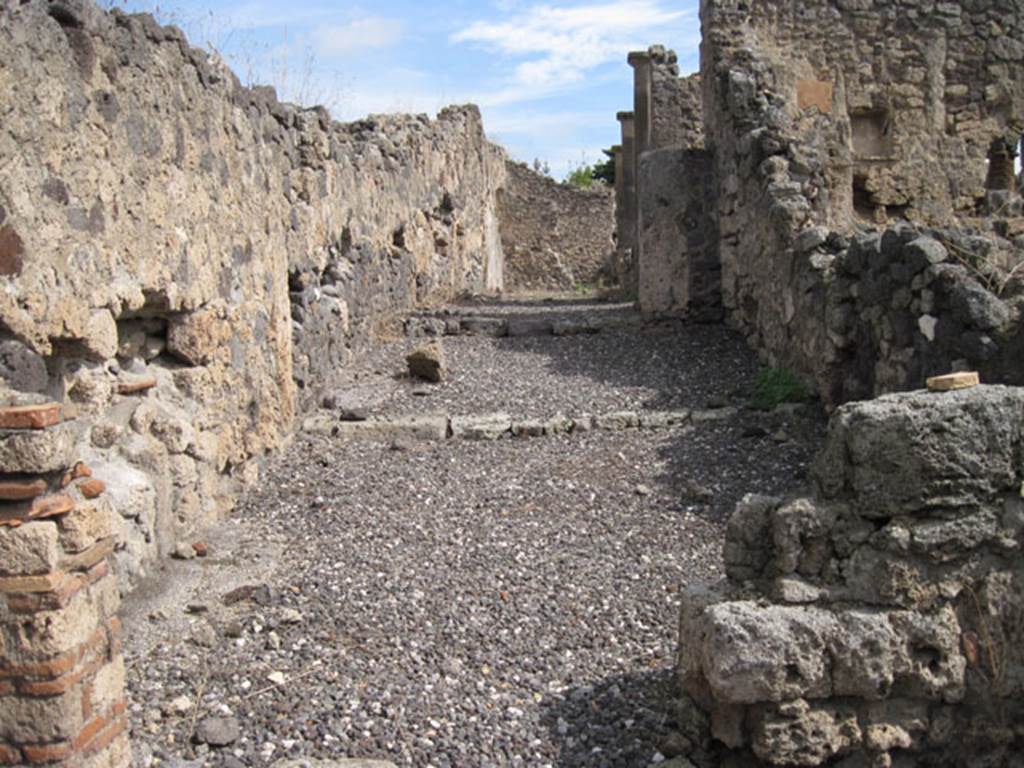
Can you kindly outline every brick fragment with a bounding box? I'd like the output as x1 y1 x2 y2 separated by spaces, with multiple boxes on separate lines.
21 741 73 764
0 743 20 764
0 571 64 594
0 478 48 501
0 403 62 430
60 463 92 488
116 376 157 395
77 479 106 499
27 494 75 521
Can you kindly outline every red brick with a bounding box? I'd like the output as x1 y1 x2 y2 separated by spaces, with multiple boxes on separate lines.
21 741 72 764
0 403 61 430
82 714 127 756
27 494 75 521
77 480 105 500
0 626 105 681
17 659 94 697
0 681 15 696
60 463 92 489
117 377 157 395
0 743 21 764
0 479 48 502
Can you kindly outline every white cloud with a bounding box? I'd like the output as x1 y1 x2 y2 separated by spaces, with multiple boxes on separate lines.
311 16 405 57
452 0 694 104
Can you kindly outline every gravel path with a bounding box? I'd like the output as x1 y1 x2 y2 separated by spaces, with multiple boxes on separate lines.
325 301 759 419
125 301 824 768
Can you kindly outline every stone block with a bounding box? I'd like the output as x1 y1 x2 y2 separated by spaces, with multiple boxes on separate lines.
796 79 834 112
639 410 691 428
750 700 860 767
0 521 60 576
698 602 836 703
460 317 507 337
450 414 511 440
814 386 1024 514
0 403 62 430
0 689 85 743
0 421 78 474
406 341 446 383
507 318 552 337
595 411 640 430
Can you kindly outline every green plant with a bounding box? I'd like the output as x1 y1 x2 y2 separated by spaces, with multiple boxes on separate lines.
751 367 810 410
591 148 616 185
565 163 595 189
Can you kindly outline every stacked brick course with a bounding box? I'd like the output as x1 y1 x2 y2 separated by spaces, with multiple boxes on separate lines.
0 392 127 767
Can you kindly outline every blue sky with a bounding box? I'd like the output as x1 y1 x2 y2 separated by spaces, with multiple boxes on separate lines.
107 0 701 179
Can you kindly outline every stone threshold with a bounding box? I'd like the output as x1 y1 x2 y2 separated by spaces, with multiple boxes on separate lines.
302 407 738 441
404 313 664 339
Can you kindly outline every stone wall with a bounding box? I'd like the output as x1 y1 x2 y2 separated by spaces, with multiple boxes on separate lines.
700 0 1024 403
637 149 721 319
0 0 507 588
497 161 615 292
676 385 1024 767
622 48 717 315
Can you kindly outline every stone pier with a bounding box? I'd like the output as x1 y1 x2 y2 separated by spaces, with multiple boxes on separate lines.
0 394 128 767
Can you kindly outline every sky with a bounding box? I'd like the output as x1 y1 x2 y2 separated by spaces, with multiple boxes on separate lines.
106 0 702 179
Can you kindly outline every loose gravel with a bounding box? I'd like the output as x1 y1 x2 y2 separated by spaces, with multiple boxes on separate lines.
324 300 760 419
125 300 824 768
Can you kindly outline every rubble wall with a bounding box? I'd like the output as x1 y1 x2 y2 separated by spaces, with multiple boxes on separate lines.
700 0 1024 404
677 385 1024 767
0 0 507 588
497 161 615 292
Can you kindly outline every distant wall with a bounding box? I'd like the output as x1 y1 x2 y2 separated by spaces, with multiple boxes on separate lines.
498 161 615 292
0 0 507 586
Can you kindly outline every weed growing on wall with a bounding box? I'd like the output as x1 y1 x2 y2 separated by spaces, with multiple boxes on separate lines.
751 367 810 410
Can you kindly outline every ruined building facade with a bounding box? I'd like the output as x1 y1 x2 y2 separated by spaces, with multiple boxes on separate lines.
618 1 1024 403
608 1 1024 766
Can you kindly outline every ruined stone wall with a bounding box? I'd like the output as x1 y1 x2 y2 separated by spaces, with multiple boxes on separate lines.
676 385 1024 767
498 161 615 292
652 60 704 151
0 0 507 588
637 149 721 319
700 0 1024 403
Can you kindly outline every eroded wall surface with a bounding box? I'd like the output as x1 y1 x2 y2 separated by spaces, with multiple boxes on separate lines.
677 386 1024 767
498 161 615 292
700 0 1024 403
0 0 507 587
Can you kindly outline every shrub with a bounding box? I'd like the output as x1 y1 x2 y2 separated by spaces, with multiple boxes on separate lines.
751 367 810 410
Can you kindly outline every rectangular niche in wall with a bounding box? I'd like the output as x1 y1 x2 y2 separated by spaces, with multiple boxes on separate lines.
851 108 894 159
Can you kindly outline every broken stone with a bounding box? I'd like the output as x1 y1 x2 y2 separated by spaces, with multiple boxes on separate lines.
450 413 512 440
406 341 446 383
193 716 241 747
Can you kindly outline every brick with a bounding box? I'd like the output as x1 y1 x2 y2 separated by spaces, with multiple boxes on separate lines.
116 376 157 395
17 657 94 697
77 479 105 499
60 538 114 573
82 714 127 757
105 617 122 659
0 404 62 431
0 479 47 502
27 494 75 521
59 463 92 488
926 371 980 392
0 572 64 595
22 741 73 764
0 521 60 577
0 682 14 696
0 743 20 764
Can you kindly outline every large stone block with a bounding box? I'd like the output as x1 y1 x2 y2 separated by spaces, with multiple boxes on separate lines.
0 521 60 576
0 421 78 474
814 386 1024 515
